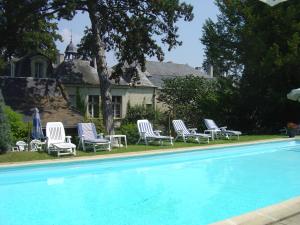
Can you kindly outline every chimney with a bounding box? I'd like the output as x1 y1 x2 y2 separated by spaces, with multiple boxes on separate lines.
208 65 213 78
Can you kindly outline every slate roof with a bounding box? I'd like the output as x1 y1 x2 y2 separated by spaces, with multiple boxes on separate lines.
56 60 99 86
0 77 83 128
57 59 155 88
144 61 210 88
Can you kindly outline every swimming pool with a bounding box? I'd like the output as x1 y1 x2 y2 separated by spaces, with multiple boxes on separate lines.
1 140 300 225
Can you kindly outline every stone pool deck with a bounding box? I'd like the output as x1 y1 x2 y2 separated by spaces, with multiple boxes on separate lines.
211 197 300 225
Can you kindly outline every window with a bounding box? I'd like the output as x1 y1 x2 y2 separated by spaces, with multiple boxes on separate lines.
68 95 76 107
88 95 100 118
146 104 152 110
34 62 44 78
112 96 122 118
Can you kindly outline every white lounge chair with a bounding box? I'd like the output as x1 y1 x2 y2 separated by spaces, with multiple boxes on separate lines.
77 123 111 152
46 122 76 156
137 119 173 145
204 119 241 140
172 120 210 143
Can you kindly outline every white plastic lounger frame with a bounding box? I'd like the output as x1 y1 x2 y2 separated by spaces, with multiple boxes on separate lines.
137 119 173 145
46 122 76 156
204 119 241 140
77 123 111 152
172 120 210 143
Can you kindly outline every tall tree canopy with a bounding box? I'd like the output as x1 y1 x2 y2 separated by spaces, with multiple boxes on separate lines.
0 0 61 61
201 0 300 132
0 0 193 133
50 0 193 133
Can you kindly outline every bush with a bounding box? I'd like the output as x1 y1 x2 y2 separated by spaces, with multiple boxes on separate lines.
83 117 105 134
123 104 156 124
119 123 139 144
0 92 12 153
121 104 171 138
4 106 28 142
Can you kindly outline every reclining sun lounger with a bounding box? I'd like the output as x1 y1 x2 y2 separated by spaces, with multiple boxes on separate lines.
137 119 173 145
204 119 242 140
173 119 210 143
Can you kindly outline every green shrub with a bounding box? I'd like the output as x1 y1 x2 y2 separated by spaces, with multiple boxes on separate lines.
0 101 12 153
120 104 170 138
4 106 28 142
123 104 156 124
83 117 105 134
119 123 139 144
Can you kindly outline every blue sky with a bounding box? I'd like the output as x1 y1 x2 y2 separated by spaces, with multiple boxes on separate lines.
56 0 219 67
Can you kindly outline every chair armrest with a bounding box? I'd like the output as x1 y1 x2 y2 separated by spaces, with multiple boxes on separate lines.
97 133 104 138
177 129 183 135
66 136 72 143
220 126 227 129
189 128 197 134
140 131 146 138
154 130 162 136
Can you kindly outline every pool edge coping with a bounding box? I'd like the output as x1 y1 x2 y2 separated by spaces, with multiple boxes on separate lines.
210 196 300 225
0 137 291 168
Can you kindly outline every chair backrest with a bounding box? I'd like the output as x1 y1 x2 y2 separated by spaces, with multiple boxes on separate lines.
77 123 97 140
46 122 66 144
137 120 156 137
204 119 219 130
172 120 190 135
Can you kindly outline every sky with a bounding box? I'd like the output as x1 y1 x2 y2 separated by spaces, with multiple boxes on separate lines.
56 0 219 68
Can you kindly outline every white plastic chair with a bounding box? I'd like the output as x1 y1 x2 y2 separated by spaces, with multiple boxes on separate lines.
16 141 28 151
137 119 173 145
46 122 76 156
172 120 210 143
77 123 111 152
204 119 241 140
30 139 44 152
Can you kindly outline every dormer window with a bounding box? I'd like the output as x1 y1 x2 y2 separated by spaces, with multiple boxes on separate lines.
30 55 47 78
34 62 44 78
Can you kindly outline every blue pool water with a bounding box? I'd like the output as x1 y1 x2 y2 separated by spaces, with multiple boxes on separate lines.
1 140 300 225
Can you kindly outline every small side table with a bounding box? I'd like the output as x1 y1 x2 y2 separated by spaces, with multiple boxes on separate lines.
204 130 217 141
105 135 127 148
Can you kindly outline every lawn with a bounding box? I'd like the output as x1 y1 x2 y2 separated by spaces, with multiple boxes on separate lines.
0 135 287 163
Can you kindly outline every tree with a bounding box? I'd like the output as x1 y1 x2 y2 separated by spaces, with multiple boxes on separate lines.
0 90 12 153
0 0 61 62
49 0 193 134
158 76 239 130
201 0 300 132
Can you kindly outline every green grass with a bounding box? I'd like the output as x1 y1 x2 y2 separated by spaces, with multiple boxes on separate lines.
0 135 287 163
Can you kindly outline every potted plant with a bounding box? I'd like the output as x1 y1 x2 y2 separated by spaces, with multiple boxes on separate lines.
287 122 299 138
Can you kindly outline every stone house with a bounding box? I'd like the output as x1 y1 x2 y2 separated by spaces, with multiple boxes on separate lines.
1 41 211 128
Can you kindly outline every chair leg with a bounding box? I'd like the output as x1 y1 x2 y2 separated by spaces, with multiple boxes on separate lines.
137 137 141 145
174 135 179 142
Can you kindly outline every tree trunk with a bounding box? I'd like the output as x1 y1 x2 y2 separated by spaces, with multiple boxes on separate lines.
87 2 114 134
